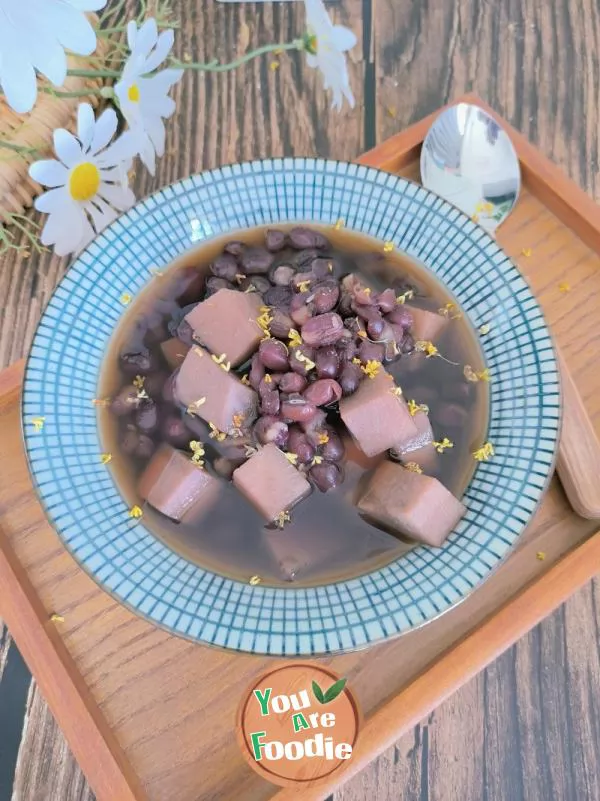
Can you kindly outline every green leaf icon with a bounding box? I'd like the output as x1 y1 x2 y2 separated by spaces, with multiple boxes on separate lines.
323 678 347 704
312 680 325 704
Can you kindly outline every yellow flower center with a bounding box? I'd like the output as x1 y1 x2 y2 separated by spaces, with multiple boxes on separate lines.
128 83 140 102
68 162 100 202
305 33 318 55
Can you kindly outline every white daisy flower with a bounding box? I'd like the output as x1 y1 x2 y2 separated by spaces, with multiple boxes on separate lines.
29 103 137 257
114 18 183 176
0 0 107 114
303 0 357 111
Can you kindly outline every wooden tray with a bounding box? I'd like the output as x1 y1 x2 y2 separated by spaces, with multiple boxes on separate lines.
1 95 600 801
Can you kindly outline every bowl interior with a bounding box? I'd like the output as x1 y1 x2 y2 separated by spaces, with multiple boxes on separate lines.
22 158 560 655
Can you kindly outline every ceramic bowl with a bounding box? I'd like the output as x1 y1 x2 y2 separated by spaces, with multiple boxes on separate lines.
22 158 560 655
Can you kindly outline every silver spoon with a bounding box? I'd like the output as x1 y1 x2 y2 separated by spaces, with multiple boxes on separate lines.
420 102 521 234
421 101 600 519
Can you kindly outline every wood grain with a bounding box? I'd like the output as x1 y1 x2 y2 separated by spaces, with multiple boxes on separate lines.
1 0 600 800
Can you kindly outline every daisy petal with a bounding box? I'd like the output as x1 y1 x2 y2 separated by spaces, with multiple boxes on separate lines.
331 25 358 52
74 215 96 256
134 18 158 61
97 182 135 211
89 107 118 155
142 29 175 73
85 198 118 234
66 0 108 10
143 116 166 158
0 29 37 113
29 160 69 188
95 130 138 168
77 103 96 150
45 4 97 56
34 187 69 214
41 201 86 256
54 129 82 168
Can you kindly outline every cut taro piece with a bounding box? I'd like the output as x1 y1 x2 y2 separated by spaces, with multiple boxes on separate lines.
185 289 263 367
357 461 465 547
389 411 437 472
175 345 258 434
339 369 417 457
160 337 191 370
407 305 448 343
232 443 311 522
263 526 344 582
138 444 222 523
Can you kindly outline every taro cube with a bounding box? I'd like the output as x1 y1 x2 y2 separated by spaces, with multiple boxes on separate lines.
232 443 311 522
358 461 465 547
160 337 190 370
390 411 437 471
138 444 221 523
339 370 417 457
175 345 257 434
185 289 264 367
408 305 448 343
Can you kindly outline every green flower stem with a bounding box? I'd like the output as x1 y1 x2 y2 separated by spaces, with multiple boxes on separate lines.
39 86 111 99
170 40 305 72
0 140 42 157
66 67 121 78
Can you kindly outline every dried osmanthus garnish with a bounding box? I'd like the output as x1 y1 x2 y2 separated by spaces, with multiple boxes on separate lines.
294 350 316 371
31 416 45 432
438 302 462 320
187 397 206 416
404 462 423 474
249 575 263 586
317 432 330 445
208 423 227 442
464 365 491 383
407 399 429 416
275 510 291 528
189 440 205 467
433 437 454 454
211 353 231 371
129 505 143 519
479 323 491 336
360 360 381 379
297 279 311 293
288 328 303 348
396 289 414 305
284 452 299 466
473 442 495 461
100 453 112 465
120 293 133 306
256 306 273 339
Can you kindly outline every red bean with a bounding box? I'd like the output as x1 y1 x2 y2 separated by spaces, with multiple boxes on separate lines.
301 408 328 445
316 346 340 378
289 344 315 376
119 348 154 376
269 308 295 339
338 338 358 362
136 434 155 459
161 415 190 447
353 302 381 322
224 241 244 257
291 271 316 292
339 362 363 395
321 431 345 462
310 462 342 492
210 254 239 282
260 387 281 416
301 312 344 346
359 340 385 363
313 283 340 313
270 264 296 286
111 385 143 416
290 301 314 328
241 248 275 274
205 276 234 296
289 227 328 249
249 354 265 390
265 229 286 252
239 276 270 294
265 286 292 307
293 248 320 268
259 339 289 371
376 288 397 313
287 427 316 464
387 307 413 329
401 332 415 354
135 400 158 433
122 425 139 455
303 379 342 406
311 258 335 279
367 317 385 340
254 416 289 448
279 372 308 393
337 292 354 317
281 395 318 422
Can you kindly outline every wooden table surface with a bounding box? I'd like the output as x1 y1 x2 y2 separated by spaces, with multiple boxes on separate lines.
1 1 600 799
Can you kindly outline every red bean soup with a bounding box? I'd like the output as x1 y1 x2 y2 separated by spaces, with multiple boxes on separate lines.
99 225 489 587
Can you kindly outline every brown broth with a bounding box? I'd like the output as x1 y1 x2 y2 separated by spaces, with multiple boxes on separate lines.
98 224 489 587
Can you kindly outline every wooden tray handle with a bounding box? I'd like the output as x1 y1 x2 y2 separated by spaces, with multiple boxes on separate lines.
556 349 600 518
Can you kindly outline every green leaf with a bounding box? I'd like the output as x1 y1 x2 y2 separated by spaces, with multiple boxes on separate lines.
323 678 347 704
312 680 325 704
